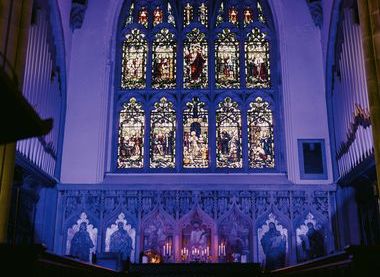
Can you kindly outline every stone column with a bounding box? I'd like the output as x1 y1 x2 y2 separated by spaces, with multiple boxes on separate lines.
357 0 380 196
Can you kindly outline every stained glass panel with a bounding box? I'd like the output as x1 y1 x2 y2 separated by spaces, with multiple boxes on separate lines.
199 2 208 27
248 97 274 168
150 98 176 168
121 29 147 89
138 7 148 27
229 7 238 25
153 7 163 26
125 3 134 25
244 8 253 26
258 1 266 23
215 29 240 88
216 97 242 168
216 2 224 26
167 3 175 26
152 29 176 89
118 98 144 168
184 3 194 26
245 28 270 88
184 29 208 89
183 97 209 168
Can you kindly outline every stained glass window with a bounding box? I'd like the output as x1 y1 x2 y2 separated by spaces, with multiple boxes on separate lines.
216 97 242 168
184 29 208 89
116 0 279 172
248 97 274 168
245 28 270 88
152 29 176 89
138 7 148 27
121 29 147 89
229 7 238 25
118 98 144 168
183 97 209 168
199 2 208 27
184 3 194 26
153 7 163 26
215 29 240 88
244 8 253 26
150 98 176 168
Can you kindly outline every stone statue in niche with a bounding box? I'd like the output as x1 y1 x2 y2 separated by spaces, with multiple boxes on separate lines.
296 213 325 262
218 209 251 262
258 214 287 270
66 212 97 262
105 213 136 262
110 222 133 260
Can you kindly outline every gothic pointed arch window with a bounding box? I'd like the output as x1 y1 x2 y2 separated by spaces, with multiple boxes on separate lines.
216 97 242 168
215 29 240 88
183 97 209 168
152 29 176 89
184 28 208 89
121 29 147 89
150 97 176 168
248 97 274 168
118 98 145 168
245 28 270 88
114 0 281 173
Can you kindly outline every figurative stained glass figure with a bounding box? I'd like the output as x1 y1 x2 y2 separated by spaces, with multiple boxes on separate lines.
245 28 270 88
244 8 253 26
215 29 240 88
183 97 208 168
152 29 176 89
216 98 242 168
70 222 94 262
110 222 133 260
248 97 274 168
121 29 147 89
153 7 163 26
184 2 193 26
199 2 208 27
229 7 238 24
150 98 176 168
184 29 208 88
118 98 144 168
138 7 148 27
260 222 286 270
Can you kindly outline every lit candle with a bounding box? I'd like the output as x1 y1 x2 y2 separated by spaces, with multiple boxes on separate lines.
169 243 172 256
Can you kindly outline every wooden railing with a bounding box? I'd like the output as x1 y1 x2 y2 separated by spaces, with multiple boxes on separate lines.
270 245 380 276
0 244 123 276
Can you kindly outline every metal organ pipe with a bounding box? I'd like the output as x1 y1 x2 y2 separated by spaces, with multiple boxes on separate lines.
16 7 62 177
333 8 373 178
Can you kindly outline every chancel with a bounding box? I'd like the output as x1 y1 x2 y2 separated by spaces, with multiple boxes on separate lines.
1 0 380 276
